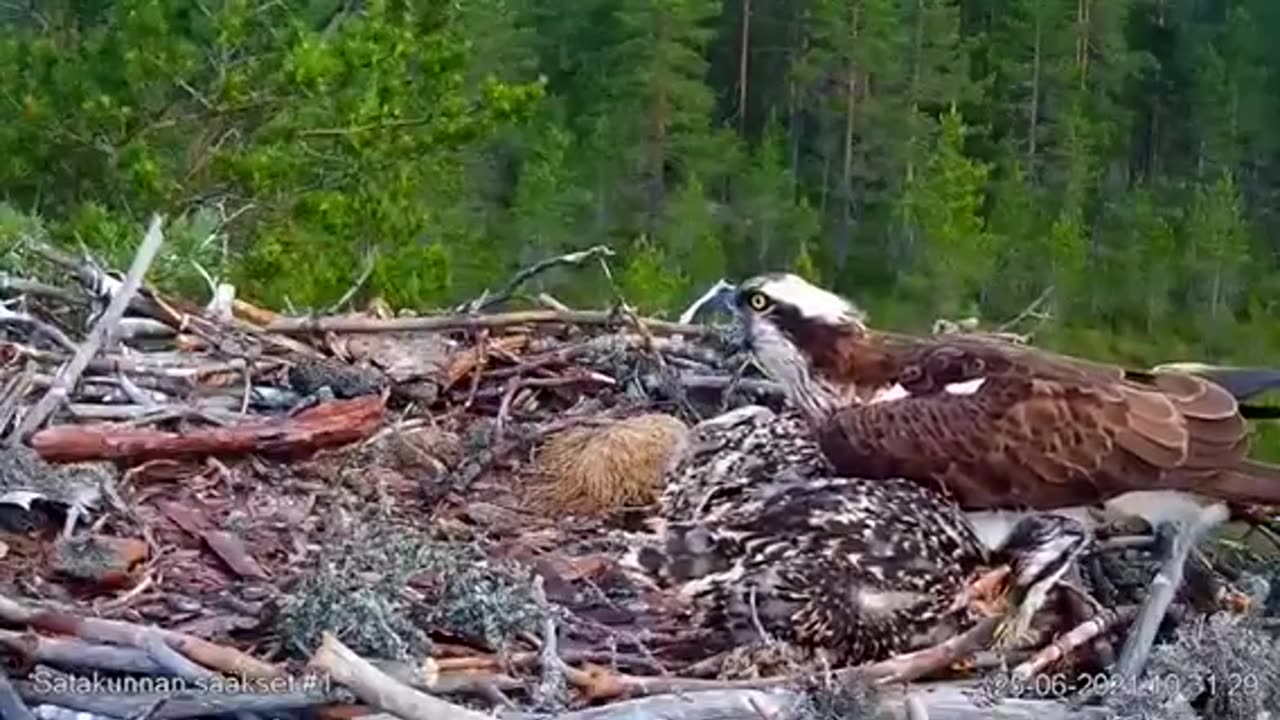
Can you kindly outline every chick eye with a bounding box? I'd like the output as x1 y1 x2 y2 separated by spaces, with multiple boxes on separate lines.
748 292 770 311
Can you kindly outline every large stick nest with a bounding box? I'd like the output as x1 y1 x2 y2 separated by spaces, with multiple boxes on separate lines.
0 225 1276 720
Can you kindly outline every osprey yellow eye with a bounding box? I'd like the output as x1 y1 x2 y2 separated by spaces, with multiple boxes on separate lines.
748 292 770 311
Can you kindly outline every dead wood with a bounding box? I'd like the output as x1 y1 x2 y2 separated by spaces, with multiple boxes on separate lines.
465 245 617 313
266 308 711 337
0 628 168 676
307 631 493 720
0 593 281 680
1012 606 1142 681
10 677 333 720
0 668 35 720
8 214 167 444
1114 502 1230 680
351 684 1115 720
29 393 386 462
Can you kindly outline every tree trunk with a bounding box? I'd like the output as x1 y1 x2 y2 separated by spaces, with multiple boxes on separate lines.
1028 4 1042 171
737 0 751 135
841 2 862 245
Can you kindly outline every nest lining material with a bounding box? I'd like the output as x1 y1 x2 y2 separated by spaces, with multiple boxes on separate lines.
532 413 689 516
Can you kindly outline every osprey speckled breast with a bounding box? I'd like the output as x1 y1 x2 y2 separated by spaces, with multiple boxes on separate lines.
633 404 1084 665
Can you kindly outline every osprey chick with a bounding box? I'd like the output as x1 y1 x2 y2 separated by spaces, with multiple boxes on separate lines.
631 404 1089 665
729 272 1280 510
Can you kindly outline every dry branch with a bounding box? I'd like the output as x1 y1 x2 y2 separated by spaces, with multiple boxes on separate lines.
29 393 385 462
265 308 711 337
1011 606 1141 680
8 214 166 443
307 632 492 720
0 628 168 676
0 593 281 680
1114 502 1230 680
466 245 616 313
0 669 35 720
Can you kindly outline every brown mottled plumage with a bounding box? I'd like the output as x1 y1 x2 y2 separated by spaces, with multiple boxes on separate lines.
629 404 1088 665
730 272 1280 510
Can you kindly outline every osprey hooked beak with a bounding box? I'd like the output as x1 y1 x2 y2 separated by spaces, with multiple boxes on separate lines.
990 513 1093 648
717 273 867 422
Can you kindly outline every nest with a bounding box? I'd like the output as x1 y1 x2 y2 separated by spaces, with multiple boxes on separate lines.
275 519 548 661
531 413 689 516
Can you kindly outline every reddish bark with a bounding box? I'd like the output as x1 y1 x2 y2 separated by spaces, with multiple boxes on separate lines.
31 394 386 463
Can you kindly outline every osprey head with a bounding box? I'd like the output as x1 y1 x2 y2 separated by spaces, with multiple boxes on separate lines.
998 513 1091 591
729 273 866 420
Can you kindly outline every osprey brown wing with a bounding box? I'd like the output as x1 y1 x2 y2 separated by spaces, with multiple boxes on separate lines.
816 346 1278 509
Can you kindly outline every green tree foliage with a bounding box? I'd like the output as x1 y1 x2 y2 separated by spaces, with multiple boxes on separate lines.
0 0 543 309
4 0 1280 381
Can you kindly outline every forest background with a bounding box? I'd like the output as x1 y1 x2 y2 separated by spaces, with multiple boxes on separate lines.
1 0 1279 449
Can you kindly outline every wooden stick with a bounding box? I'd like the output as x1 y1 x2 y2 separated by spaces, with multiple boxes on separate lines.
30 393 385 462
466 245 616 313
0 669 35 720
352 684 1114 720
1011 606 1141 680
0 593 281 680
0 629 168 676
8 214 166 444
266 308 711 337
307 632 491 720
1114 502 1229 680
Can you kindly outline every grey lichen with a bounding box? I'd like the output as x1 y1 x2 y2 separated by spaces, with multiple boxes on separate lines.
276 520 548 661
0 445 110 532
791 669 895 720
1102 612 1280 720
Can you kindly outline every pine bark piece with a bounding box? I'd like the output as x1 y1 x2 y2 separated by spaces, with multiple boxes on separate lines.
30 394 386 463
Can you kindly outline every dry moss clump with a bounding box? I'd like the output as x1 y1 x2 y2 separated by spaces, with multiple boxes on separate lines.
791 669 893 720
532 413 689 516
275 522 548 661
1102 612 1280 720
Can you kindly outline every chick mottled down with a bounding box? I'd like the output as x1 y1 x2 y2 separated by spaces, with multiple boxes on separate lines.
627 405 1090 667
532 413 690 516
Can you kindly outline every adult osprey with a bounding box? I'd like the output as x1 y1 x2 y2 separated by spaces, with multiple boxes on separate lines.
723 272 1280 511
628 404 1089 665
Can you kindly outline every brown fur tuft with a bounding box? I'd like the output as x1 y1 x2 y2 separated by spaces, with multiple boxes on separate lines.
531 413 689 516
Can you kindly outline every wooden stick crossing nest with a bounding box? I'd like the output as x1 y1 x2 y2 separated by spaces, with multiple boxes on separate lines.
531 413 689 516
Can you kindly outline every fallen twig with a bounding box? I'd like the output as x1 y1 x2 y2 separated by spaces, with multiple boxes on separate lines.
326 249 377 314
307 631 492 720
266 309 711 338
0 668 35 720
1011 605 1141 680
531 577 569 708
1114 502 1230 680
0 305 79 352
467 245 617 313
0 628 168 676
0 593 281 680
30 393 386 462
8 214 167 443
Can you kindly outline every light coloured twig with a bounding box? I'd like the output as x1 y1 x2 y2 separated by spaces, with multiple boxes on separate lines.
0 668 35 720
1011 605 1141 680
8 214 166 444
1114 502 1230 680
307 632 491 720
466 245 616 313
266 308 710 337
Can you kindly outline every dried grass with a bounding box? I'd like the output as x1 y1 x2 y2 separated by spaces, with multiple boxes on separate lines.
531 413 689 516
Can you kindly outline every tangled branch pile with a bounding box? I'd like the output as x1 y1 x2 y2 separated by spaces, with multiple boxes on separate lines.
0 218 1276 720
